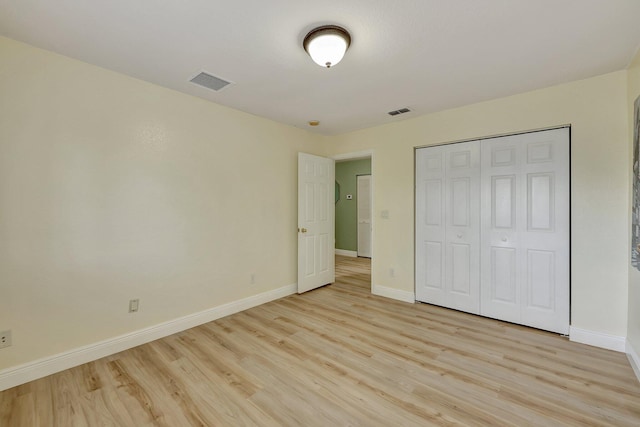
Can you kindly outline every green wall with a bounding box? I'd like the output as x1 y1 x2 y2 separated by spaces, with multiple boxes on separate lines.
335 158 371 252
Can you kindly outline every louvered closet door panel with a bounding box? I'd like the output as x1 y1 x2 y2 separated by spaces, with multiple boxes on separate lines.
416 142 480 312
480 128 569 334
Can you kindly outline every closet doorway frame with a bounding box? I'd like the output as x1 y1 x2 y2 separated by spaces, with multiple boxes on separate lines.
413 125 572 331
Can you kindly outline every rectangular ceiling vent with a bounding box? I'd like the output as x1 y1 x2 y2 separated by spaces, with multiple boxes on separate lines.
189 71 233 92
388 107 411 116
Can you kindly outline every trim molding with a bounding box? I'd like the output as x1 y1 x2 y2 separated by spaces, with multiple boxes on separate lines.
569 326 626 352
372 285 415 304
0 283 297 392
627 339 640 383
332 150 373 161
335 249 357 257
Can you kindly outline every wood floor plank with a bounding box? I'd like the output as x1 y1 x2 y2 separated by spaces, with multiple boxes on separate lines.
2 255 640 426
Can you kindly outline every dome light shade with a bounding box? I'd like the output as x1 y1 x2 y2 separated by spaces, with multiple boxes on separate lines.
303 25 351 68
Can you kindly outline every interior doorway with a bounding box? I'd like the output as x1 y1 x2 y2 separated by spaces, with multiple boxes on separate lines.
333 150 374 292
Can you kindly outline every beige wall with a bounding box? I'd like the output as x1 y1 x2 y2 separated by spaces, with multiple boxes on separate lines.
0 36 324 370
628 49 640 354
0 34 635 374
327 71 630 338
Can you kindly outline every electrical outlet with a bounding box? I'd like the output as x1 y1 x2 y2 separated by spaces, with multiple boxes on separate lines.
389 268 395 277
129 299 139 313
250 273 256 285
0 330 12 349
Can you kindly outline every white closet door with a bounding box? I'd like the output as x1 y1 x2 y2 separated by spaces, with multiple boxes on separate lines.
480 128 569 334
357 175 372 258
416 142 480 313
416 146 447 306
445 143 481 313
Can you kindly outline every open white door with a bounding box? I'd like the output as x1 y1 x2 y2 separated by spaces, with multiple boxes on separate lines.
298 153 335 293
357 175 372 258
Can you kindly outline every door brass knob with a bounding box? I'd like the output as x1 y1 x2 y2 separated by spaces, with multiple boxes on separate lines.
300 228 308 233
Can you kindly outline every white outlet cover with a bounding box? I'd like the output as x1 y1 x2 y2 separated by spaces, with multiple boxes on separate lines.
0 330 12 348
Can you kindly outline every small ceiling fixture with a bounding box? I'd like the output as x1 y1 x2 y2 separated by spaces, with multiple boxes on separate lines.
303 25 351 68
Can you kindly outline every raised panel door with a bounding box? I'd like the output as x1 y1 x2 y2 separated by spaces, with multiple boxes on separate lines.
519 129 569 333
416 128 569 334
357 175 373 258
445 143 480 313
298 153 335 293
480 128 569 334
481 138 521 323
416 142 480 312
416 147 446 304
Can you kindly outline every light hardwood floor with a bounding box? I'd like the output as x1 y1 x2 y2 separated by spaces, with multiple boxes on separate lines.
2 255 640 426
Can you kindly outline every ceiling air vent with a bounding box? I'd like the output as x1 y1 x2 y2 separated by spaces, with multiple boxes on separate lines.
189 72 233 92
388 107 411 116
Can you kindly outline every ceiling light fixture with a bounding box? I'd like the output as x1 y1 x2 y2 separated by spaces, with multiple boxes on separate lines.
303 25 351 68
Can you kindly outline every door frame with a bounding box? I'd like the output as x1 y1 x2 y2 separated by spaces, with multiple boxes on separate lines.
413 124 572 333
332 150 375 292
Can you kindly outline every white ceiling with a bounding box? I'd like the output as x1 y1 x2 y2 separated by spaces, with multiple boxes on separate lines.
2 1 640 135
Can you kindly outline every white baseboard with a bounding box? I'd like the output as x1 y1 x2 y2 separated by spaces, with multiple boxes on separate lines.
569 326 626 352
0 283 297 392
372 285 415 304
627 339 640 383
335 249 357 257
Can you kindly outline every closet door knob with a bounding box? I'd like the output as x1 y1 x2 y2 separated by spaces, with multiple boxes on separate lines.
501 236 507 242
457 234 462 238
